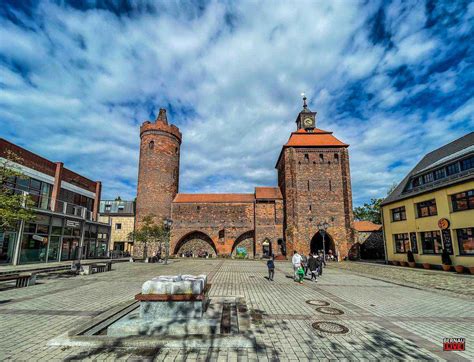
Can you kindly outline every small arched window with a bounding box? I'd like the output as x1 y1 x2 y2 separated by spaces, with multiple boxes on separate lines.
148 141 154 150
175 147 179 154
319 154 324 162
334 153 339 162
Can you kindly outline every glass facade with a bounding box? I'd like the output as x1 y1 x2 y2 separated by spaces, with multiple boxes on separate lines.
5 212 110 264
0 230 17 265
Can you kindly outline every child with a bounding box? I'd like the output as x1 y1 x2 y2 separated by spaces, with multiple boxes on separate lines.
267 255 275 281
296 266 305 284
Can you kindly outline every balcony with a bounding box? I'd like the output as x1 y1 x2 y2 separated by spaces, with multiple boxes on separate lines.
8 187 94 221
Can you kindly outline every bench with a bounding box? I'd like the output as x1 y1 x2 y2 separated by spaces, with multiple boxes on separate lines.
0 273 36 288
79 261 112 275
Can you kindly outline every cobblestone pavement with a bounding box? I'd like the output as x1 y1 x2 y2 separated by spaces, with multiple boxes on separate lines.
331 261 474 298
0 259 472 361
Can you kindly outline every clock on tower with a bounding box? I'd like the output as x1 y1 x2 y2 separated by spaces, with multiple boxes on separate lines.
296 94 317 131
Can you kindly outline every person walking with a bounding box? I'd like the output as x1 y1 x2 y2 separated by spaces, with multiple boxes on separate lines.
318 252 326 276
267 255 275 281
301 254 308 275
308 253 319 281
292 251 302 281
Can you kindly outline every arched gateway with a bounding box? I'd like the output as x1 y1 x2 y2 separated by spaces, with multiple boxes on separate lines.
310 231 335 255
174 231 217 256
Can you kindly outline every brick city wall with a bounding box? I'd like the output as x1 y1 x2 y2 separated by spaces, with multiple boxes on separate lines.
254 200 284 257
278 147 354 258
170 202 255 256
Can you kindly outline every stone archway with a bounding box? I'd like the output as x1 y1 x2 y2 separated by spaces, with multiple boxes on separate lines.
174 231 218 257
310 231 335 256
231 230 255 258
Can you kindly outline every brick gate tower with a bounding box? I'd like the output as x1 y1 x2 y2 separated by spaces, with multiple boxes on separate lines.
135 109 181 236
276 97 354 258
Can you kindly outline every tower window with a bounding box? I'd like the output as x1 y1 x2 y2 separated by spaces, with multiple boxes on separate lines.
197 206 200 211
334 154 339 162
304 154 309 163
309 204 312 211
175 147 178 154
329 180 332 191
148 141 154 150
307 180 310 191
319 154 324 162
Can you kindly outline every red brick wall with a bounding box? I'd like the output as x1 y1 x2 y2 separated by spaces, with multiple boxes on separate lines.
170 201 255 256
135 121 181 230
278 146 354 258
254 200 284 257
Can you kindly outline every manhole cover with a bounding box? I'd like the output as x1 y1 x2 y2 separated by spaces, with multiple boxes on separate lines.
315 306 344 315
312 321 349 334
306 300 330 307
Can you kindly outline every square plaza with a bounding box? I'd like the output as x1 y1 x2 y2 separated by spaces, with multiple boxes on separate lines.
0 259 472 361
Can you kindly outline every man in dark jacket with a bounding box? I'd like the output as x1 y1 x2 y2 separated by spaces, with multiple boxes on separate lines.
267 255 275 281
308 253 319 281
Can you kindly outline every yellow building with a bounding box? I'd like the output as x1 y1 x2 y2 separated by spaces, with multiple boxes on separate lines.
98 200 135 255
381 132 474 269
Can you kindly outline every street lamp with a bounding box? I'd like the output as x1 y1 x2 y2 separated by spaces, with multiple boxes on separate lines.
317 220 329 262
163 218 173 265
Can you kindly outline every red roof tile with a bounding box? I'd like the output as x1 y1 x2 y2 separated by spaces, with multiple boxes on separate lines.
173 193 255 203
285 128 348 147
353 220 382 232
255 187 282 200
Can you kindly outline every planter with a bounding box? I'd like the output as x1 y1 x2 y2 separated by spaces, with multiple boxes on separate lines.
454 265 465 274
408 262 416 268
391 261 399 266
469 267 474 275
422 263 431 270
399 261 407 267
441 264 451 272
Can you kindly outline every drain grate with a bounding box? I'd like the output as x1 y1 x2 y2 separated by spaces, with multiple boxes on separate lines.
315 306 344 315
312 321 349 334
305 300 330 307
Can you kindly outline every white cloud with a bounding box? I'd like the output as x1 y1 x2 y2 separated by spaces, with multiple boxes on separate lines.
0 0 472 206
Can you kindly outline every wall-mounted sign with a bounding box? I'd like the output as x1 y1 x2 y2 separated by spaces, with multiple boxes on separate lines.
66 220 80 228
441 229 453 255
438 218 450 230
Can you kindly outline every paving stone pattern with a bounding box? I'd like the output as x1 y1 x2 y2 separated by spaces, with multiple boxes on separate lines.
0 260 472 361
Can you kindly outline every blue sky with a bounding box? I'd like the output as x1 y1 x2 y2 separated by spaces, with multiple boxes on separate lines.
0 0 473 206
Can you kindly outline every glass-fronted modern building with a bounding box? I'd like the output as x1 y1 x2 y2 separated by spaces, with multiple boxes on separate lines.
0 138 111 265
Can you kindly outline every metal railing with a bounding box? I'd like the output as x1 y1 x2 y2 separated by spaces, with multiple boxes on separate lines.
5 186 94 221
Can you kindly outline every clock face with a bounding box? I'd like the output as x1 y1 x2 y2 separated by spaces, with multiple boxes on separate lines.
304 117 313 127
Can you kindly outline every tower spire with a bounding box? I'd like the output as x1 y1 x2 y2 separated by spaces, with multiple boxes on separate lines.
156 108 168 124
302 92 308 111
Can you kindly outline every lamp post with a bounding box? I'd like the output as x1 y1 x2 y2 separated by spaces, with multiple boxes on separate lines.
317 220 329 262
163 218 173 265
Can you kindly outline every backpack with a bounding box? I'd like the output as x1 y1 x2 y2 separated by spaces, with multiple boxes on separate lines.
267 260 275 269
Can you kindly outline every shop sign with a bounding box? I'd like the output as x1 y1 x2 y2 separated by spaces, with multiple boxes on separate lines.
66 220 80 228
441 229 453 255
32 234 48 244
438 218 450 230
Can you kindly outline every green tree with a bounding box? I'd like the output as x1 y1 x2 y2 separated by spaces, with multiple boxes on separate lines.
353 198 383 224
128 215 168 260
353 183 399 224
0 152 35 230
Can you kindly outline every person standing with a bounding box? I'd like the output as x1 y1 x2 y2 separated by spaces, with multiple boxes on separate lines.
292 251 302 281
267 255 275 281
308 253 319 281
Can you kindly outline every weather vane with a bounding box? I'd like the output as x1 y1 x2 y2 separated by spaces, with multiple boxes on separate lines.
301 92 307 110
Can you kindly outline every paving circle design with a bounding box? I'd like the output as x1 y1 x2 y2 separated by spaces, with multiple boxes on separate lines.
312 321 349 334
315 306 344 315
305 300 330 307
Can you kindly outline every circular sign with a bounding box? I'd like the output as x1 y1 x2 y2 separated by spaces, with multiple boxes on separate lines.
438 218 450 230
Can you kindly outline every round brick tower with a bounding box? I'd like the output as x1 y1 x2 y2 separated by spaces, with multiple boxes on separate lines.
136 108 181 230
